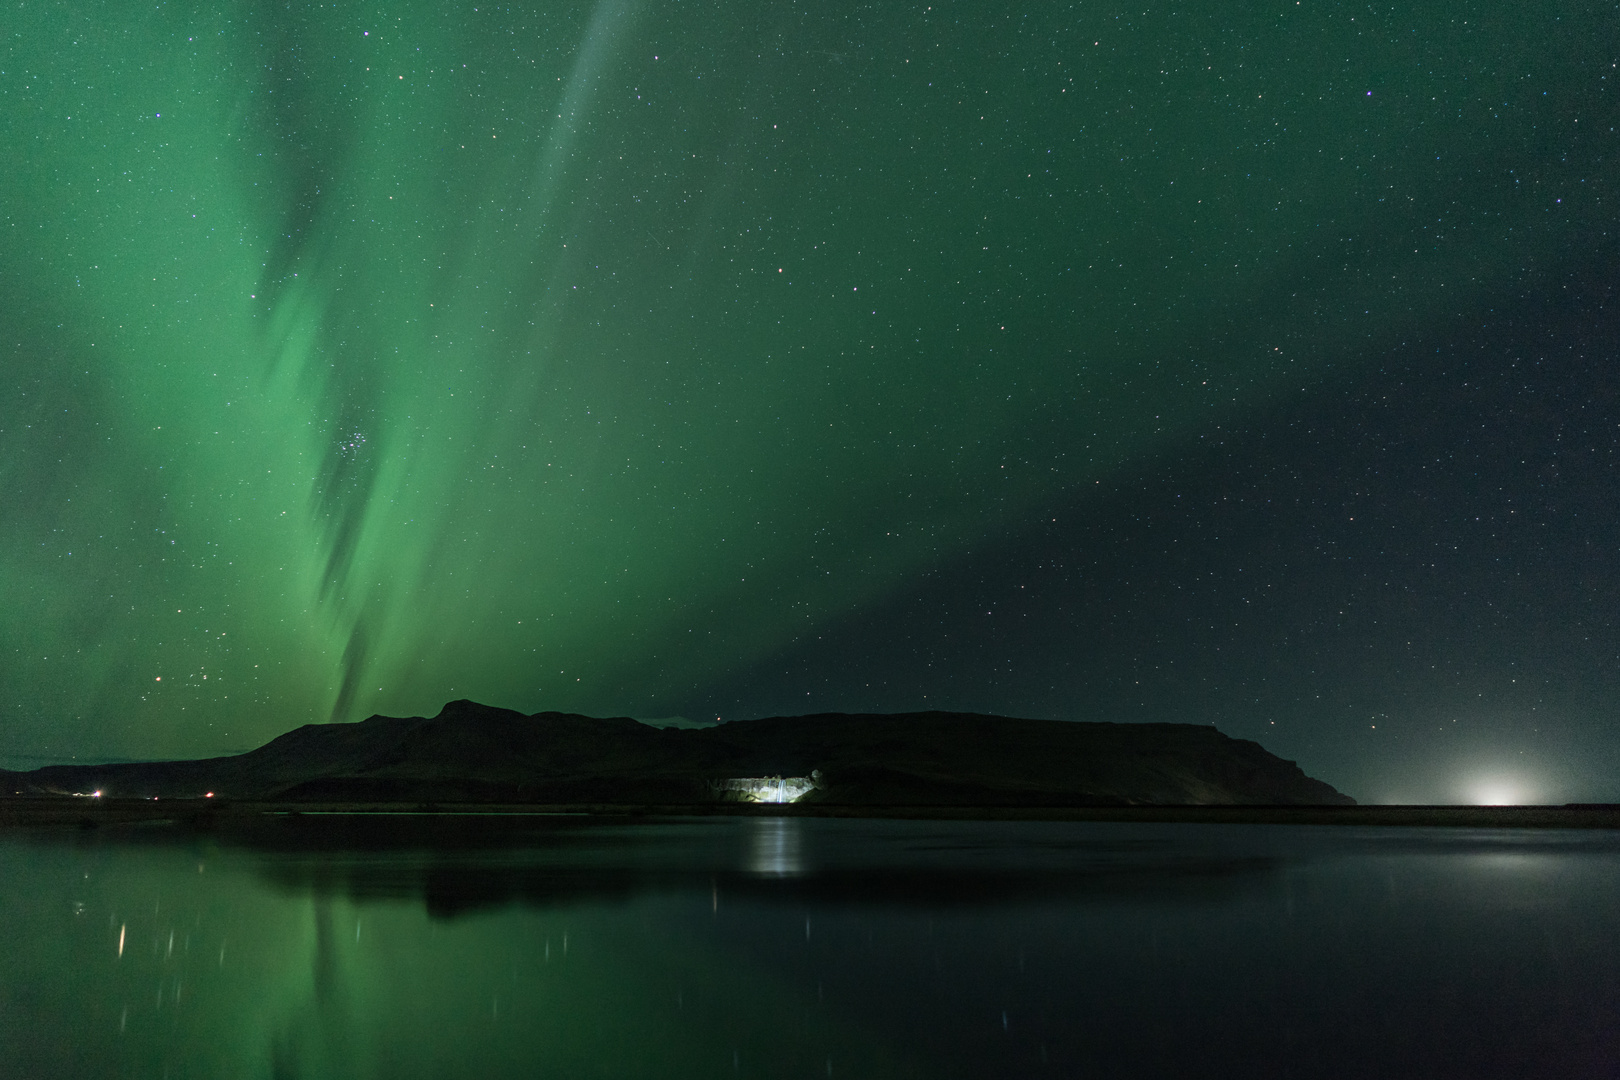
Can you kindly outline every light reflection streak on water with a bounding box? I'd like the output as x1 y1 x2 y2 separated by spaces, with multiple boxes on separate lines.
747 817 804 877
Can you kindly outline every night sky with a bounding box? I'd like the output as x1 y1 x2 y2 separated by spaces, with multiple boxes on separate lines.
2 0 1615 802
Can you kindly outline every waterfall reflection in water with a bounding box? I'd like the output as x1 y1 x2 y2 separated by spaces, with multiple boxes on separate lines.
747 817 805 878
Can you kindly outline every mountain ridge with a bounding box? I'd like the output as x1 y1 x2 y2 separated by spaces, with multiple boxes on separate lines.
3 700 1354 806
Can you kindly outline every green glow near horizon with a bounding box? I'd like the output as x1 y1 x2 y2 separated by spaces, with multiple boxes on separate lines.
2 0 1611 759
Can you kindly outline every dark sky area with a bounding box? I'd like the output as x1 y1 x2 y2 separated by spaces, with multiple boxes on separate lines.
2 0 1615 802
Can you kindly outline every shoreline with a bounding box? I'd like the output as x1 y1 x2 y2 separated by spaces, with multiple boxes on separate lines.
3 797 1618 830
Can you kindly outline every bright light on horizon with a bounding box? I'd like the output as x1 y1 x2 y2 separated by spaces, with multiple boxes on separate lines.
1465 774 1539 806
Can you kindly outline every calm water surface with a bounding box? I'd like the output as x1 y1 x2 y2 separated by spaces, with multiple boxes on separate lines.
3 817 1617 1079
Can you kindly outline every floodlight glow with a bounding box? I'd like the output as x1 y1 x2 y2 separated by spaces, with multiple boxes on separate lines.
1465 774 1538 806
710 775 818 804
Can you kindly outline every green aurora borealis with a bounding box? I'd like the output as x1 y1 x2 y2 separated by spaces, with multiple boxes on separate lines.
3 0 1617 792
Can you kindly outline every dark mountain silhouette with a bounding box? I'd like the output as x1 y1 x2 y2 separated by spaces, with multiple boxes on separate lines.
3 701 1354 805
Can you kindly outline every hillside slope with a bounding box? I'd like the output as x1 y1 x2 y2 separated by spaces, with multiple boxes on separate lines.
8 700 1353 806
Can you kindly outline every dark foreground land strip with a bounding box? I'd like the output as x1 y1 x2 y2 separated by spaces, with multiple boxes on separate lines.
2 798 1619 830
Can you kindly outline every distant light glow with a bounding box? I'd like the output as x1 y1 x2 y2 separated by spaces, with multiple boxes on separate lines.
1467 776 1536 806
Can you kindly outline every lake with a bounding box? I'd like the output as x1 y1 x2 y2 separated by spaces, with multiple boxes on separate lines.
3 816 1617 1078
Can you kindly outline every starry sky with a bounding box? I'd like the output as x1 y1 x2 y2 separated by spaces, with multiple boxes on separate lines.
2 0 1616 801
